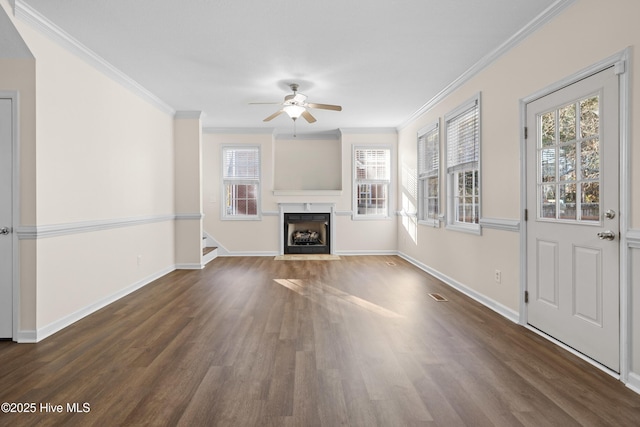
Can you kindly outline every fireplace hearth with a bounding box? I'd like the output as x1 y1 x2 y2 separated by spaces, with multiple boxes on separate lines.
284 213 330 254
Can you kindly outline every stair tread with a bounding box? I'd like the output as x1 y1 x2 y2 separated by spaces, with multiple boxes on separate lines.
202 246 217 256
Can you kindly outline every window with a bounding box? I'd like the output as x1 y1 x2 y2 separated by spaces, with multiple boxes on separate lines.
445 95 481 233
222 146 260 219
418 121 440 226
354 147 391 218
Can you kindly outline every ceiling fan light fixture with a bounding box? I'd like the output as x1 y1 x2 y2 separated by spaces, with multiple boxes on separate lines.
283 104 305 119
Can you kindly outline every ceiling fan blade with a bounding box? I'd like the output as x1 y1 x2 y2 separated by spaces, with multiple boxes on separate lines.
263 110 284 122
301 110 316 123
307 103 342 111
249 102 282 105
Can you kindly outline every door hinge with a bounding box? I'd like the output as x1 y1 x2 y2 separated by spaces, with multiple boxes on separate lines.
524 127 528 139
524 209 528 221
524 290 529 304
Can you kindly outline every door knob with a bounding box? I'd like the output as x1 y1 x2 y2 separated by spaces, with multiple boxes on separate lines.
604 209 616 219
0 227 9 235
597 230 616 241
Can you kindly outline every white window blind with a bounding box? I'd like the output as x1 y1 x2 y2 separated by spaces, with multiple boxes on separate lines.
418 124 439 178
446 98 479 173
418 122 439 224
223 147 260 180
356 149 390 180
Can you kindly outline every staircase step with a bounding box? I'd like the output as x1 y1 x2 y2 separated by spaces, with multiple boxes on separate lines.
203 246 217 256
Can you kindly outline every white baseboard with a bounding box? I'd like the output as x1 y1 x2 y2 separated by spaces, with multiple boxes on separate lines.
34 266 175 342
335 250 398 256
16 329 37 343
175 263 205 270
397 251 519 323
627 372 640 394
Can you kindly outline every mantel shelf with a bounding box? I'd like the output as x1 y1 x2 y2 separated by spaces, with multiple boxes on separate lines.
273 190 342 196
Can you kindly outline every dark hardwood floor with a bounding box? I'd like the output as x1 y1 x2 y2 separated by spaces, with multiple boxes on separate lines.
1 255 639 426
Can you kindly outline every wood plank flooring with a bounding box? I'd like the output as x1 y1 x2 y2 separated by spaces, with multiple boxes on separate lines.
1 255 639 426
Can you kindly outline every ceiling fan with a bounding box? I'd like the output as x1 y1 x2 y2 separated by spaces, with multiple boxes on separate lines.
250 83 342 124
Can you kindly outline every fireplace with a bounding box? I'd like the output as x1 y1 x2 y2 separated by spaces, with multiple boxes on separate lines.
284 213 330 254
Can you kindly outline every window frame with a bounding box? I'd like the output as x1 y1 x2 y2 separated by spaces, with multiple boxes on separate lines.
444 93 482 234
353 145 392 220
221 145 261 221
417 120 440 227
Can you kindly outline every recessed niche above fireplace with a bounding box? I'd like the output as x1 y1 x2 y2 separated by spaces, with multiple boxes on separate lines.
273 137 342 191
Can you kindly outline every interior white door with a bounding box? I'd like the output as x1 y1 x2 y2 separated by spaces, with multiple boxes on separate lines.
526 67 620 371
0 98 13 339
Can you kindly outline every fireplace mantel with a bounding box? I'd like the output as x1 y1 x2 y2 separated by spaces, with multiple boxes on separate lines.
279 203 336 254
273 190 342 196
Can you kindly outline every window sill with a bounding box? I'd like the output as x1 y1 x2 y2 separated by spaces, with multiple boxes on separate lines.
418 219 440 228
445 222 481 235
222 215 262 221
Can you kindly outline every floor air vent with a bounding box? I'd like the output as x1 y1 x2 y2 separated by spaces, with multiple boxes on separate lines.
386 261 396 266
429 293 448 302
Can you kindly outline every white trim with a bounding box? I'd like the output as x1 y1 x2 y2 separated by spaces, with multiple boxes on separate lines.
627 372 640 395
16 214 176 239
478 217 520 232
627 230 640 249
218 251 279 257
13 0 174 116
16 329 36 343
519 48 632 384
398 0 577 130
175 263 205 270
339 128 398 135
0 91 20 342
273 190 342 196
203 127 276 135
34 266 175 342
174 111 203 120
175 213 204 221
335 250 397 256
274 129 341 140
398 251 519 323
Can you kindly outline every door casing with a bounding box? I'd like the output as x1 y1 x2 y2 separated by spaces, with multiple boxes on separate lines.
519 49 631 380
0 91 20 342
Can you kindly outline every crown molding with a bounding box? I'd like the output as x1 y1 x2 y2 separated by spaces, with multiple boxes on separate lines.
398 0 577 130
13 0 175 116
203 127 276 135
274 129 341 140
174 110 203 120
339 127 398 135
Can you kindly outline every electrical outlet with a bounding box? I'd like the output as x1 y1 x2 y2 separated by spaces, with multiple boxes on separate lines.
494 269 502 284
137 255 142 266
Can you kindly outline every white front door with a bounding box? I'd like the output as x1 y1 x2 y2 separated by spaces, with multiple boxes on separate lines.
526 67 620 371
0 98 13 339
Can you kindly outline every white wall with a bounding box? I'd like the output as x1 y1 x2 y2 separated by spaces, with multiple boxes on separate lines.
4 3 177 339
397 0 640 385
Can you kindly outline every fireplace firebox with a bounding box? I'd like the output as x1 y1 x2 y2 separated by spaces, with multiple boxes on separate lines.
284 213 330 254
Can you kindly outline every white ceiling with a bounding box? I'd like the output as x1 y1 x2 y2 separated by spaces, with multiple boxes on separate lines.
22 0 558 135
